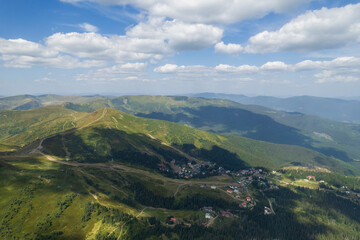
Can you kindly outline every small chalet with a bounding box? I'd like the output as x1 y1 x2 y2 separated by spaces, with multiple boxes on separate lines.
220 210 231 217
241 202 247 208
264 207 272 215
246 196 251 202
227 189 233 193
203 206 213 212
307 176 316 181
170 217 177 224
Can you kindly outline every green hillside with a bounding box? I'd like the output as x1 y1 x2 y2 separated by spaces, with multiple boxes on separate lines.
64 95 360 166
1 153 359 239
3 94 360 167
0 94 108 111
1 105 360 239
0 106 358 175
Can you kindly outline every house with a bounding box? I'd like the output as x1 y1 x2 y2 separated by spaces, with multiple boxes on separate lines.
205 213 211 219
203 206 213 212
241 202 247 208
307 176 316 181
210 186 217 190
264 207 272 215
169 217 177 224
246 196 251 202
234 189 239 193
220 210 231 217
227 189 233 193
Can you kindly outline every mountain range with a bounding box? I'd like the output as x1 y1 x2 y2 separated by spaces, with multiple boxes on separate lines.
1 94 360 239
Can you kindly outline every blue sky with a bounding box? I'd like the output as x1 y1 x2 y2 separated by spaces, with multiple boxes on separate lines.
1 0 360 97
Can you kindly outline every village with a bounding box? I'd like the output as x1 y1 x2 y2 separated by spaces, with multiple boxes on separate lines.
158 159 283 227
161 162 360 228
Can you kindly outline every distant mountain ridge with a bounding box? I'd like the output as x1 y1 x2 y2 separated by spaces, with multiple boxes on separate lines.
1 105 357 174
2 94 360 173
189 93 360 123
61 95 360 166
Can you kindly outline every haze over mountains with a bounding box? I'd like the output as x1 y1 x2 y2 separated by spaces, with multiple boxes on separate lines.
190 93 360 123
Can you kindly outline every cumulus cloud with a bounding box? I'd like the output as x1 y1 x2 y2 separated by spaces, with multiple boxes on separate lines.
0 37 106 68
61 0 312 24
154 64 209 75
215 42 243 55
127 17 223 51
76 62 148 81
245 3 360 53
46 32 166 61
154 64 180 73
215 64 258 73
261 61 289 71
315 70 360 83
0 17 223 68
155 56 360 84
78 23 99 32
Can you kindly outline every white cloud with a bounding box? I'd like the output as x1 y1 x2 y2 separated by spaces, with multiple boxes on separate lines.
127 17 223 51
246 3 360 53
155 56 360 84
75 62 147 81
0 16 223 68
0 38 57 58
46 32 165 62
295 56 360 71
215 64 258 73
154 64 209 74
61 0 312 24
315 70 360 83
261 61 289 71
78 23 99 32
0 37 106 68
215 42 243 55
154 64 179 73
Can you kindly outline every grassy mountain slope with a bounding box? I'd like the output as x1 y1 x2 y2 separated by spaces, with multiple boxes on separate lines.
0 106 357 175
3 94 360 166
1 154 360 239
0 94 108 110
67 95 360 166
